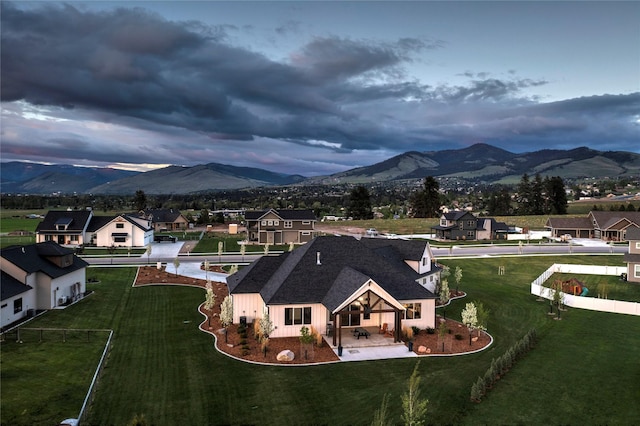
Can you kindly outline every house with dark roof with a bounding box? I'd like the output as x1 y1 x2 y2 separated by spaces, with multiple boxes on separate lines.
227 236 440 345
91 214 153 247
432 211 510 240
244 209 317 245
546 211 640 241
1 242 88 329
36 210 154 248
36 210 93 246
137 209 189 232
623 227 640 283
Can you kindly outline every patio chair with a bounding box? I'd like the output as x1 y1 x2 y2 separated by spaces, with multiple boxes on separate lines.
385 327 395 338
379 323 388 334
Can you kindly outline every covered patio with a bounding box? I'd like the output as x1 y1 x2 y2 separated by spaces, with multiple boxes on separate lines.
323 326 403 349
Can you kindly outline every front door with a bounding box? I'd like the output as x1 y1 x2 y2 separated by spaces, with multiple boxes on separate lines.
58 235 65 244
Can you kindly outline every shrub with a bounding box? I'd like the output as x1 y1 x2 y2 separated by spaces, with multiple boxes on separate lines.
455 334 463 340
411 326 421 336
402 326 414 341
426 327 435 334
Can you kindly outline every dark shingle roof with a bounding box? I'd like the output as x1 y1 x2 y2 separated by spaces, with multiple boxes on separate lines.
626 227 640 240
230 236 436 310
36 210 92 232
141 209 184 223
545 217 593 229
86 215 115 232
1 242 88 278
590 211 640 229
1 271 32 301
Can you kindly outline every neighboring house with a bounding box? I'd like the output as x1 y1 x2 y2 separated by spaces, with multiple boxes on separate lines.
36 210 93 246
90 214 153 247
1 242 88 329
432 211 510 240
138 209 189 232
623 227 640 283
244 209 317 245
546 211 640 241
36 210 154 248
227 236 440 345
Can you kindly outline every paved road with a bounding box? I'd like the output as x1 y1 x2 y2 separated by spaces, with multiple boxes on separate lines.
82 237 626 275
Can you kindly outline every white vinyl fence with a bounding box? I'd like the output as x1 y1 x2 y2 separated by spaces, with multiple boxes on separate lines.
530 264 640 316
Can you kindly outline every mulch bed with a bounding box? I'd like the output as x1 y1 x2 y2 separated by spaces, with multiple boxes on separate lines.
133 267 490 364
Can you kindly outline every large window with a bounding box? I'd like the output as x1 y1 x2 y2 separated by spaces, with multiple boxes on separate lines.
403 303 421 320
14 298 22 314
284 221 293 228
114 236 126 243
116 223 124 229
285 307 312 325
635 265 640 278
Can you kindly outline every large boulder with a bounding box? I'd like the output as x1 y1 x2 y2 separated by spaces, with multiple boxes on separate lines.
276 349 295 362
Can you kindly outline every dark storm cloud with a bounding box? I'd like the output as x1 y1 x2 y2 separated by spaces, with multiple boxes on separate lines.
1 1 638 173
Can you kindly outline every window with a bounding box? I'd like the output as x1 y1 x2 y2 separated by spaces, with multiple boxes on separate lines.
267 220 273 226
302 221 311 225
261 220 267 226
301 231 310 235
284 307 312 325
635 265 640 278
636 242 640 250
467 231 475 238
459 222 463 230
440 219 447 226
467 220 476 227
422 257 427 266
116 223 124 229
273 220 279 226
14 298 22 314
70 235 78 242
403 303 421 320
114 236 126 243
284 221 293 228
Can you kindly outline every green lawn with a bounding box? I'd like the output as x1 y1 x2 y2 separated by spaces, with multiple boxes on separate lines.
2 257 639 425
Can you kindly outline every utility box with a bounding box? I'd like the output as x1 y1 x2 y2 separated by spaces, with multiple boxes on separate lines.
228 223 238 234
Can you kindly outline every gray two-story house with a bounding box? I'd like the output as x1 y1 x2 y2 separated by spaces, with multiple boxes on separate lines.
623 227 640 283
245 209 317 245
431 211 510 241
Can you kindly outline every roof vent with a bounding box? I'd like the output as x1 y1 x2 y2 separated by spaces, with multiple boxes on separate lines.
316 251 321 265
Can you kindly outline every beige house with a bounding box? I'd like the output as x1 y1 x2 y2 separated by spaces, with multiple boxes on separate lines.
244 209 317 245
227 236 441 345
137 209 189 232
623 227 640 283
1 242 87 329
546 211 640 241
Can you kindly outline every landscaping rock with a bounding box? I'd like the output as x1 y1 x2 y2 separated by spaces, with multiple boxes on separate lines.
277 349 295 361
418 345 427 353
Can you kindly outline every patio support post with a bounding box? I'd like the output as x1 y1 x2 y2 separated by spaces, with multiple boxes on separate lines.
331 313 337 347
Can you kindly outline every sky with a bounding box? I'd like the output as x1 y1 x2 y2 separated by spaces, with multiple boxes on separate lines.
1 1 639 176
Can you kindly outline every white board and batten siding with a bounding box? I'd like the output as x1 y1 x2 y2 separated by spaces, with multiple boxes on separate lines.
268 303 327 338
231 293 264 325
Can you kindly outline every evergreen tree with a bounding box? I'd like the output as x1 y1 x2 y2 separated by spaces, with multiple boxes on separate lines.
134 190 147 211
487 187 513 215
410 176 441 218
531 173 545 215
347 186 374 220
546 176 568 214
516 173 533 214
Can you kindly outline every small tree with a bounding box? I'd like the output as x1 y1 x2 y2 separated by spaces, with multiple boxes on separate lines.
289 241 295 252
218 241 224 262
438 320 448 352
240 243 246 261
264 243 270 256
454 266 463 294
173 257 180 277
259 312 274 339
371 393 391 426
299 326 315 360
439 279 450 319
401 361 429 426
204 280 216 328
552 284 563 319
220 295 233 343
146 243 152 264
461 302 478 346
475 301 489 337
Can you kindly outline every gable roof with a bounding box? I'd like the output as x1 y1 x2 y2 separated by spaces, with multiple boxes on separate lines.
139 209 186 223
589 211 640 229
230 236 436 308
244 209 317 221
89 214 152 233
1 271 32 301
1 242 88 278
626 227 640 240
36 210 92 233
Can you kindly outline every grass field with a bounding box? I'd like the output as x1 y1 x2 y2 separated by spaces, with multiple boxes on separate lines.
2 255 638 425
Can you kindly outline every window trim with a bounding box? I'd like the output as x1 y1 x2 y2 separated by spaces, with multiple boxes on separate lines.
403 302 422 320
284 306 312 325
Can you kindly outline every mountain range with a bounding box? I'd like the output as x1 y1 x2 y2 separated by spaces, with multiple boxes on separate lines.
2 144 639 194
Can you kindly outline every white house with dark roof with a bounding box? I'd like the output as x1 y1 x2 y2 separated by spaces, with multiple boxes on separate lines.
91 214 153 247
1 242 88 329
36 210 93 246
227 236 440 345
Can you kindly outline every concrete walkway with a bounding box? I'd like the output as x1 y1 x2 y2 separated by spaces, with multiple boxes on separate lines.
146 242 228 283
333 344 417 362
